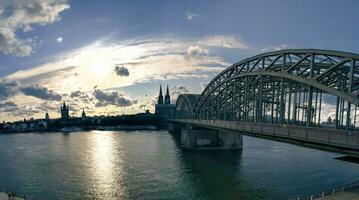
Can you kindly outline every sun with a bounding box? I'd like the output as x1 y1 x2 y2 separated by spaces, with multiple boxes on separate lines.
90 55 111 79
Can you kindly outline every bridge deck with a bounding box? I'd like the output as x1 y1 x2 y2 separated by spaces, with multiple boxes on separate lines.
172 119 359 156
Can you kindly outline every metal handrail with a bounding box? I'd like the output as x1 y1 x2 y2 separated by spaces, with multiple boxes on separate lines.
289 180 359 200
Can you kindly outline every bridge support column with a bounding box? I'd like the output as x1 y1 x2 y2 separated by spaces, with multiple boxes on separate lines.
181 125 242 150
168 122 183 134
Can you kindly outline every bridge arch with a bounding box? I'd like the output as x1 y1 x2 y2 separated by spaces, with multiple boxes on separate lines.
175 94 201 119
190 49 359 129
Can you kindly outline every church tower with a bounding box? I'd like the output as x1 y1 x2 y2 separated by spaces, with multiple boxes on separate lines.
45 112 50 121
157 85 164 104
82 109 86 118
155 84 175 128
165 84 171 104
61 101 69 120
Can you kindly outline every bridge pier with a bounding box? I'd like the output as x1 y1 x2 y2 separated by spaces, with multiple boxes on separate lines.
168 122 182 134
180 125 242 150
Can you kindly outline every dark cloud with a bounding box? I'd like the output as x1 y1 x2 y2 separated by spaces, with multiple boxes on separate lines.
114 61 149 66
17 66 78 85
0 81 18 100
171 86 189 96
70 90 95 105
136 52 184 60
0 102 43 118
0 101 19 112
11 108 40 117
132 99 138 104
114 66 130 76
4 81 19 87
171 86 190 102
70 90 89 99
93 88 132 107
125 40 171 47
0 101 17 107
41 101 62 111
21 85 62 101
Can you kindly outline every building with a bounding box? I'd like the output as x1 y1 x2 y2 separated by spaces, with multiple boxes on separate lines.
155 85 175 127
45 112 50 121
61 101 70 120
82 109 86 119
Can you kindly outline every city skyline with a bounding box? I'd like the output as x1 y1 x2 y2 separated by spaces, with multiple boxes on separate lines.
1 0 359 121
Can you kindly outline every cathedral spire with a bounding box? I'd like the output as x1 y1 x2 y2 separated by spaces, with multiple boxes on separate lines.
165 84 171 104
157 85 164 104
61 101 69 120
82 109 86 118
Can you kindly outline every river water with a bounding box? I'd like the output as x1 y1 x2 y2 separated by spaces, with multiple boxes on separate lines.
0 130 358 200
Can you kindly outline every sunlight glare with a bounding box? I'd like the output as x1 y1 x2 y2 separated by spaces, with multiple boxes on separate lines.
90 55 111 79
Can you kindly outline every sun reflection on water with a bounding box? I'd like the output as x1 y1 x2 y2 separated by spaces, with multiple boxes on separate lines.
89 131 126 199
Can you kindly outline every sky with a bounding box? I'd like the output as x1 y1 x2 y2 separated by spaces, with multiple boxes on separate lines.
0 0 359 122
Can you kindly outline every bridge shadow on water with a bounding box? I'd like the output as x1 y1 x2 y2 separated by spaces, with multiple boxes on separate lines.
169 132 274 200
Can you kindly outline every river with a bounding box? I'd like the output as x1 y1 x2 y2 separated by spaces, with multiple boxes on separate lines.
0 130 358 199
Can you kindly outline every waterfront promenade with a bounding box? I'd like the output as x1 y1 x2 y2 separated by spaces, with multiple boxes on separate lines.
0 193 24 200
315 187 359 200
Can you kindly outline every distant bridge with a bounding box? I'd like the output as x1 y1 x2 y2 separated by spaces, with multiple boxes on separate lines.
171 49 359 155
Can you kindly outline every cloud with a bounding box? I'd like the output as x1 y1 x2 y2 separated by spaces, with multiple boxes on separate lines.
0 28 33 56
0 81 18 100
171 86 190 102
56 37 63 43
7 66 78 86
261 44 290 52
187 46 209 57
69 90 94 104
186 10 198 20
0 0 70 56
199 36 248 49
0 101 19 112
38 101 60 112
20 85 62 101
4 36 230 94
0 100 57 118
0 35 239 121
0 81 64 102
114 65 130 76
70 90 88 99
93 88 132 107
10 106 41 118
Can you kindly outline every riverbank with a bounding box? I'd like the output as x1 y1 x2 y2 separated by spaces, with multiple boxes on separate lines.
0 125 158 134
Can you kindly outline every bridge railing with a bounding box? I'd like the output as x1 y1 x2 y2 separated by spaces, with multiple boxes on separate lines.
176 119 359 150
289 180 359 200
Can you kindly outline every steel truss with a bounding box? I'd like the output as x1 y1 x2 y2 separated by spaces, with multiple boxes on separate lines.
188 49 359 130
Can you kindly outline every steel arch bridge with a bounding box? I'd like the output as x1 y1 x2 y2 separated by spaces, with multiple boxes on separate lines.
177 49 359 129
173 49 359 152
175 94 201 120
